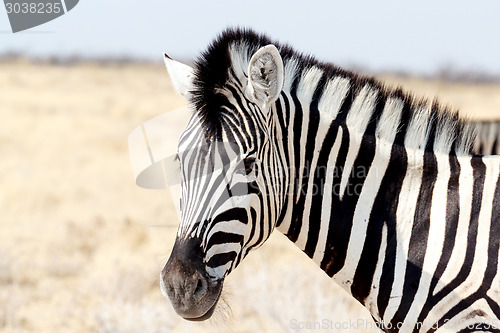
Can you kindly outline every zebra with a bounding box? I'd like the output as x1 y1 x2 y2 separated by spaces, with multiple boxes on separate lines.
473 121 500 156
159 28 500 332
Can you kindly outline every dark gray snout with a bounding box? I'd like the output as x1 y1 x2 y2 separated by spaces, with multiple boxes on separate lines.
161 239 223 321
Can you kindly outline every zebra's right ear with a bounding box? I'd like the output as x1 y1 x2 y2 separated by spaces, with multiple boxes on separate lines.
246 45 284 108
163 53 194 98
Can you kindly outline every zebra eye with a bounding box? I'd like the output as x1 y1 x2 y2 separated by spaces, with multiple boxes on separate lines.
243 157 257 175
236 157 256 176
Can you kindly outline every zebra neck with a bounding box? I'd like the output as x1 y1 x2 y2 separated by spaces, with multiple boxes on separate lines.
273 77 462 319
276 116 399 281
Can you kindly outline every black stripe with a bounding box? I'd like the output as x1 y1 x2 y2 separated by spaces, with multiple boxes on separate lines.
391 149 437 326
492 136 499 155
229 67 244 88
296 74 325 256
350 95 396 303
212 207 248 225
244 207 258 248
276 94 292 229
318 87 355 275
210 175 256 206
434 152 461 283
206 251 238 268
206 231 244 251
190 151 226 226
275 95 288 142
376 101 412 318
486 295 500 322
362 142 408 314
299 121 341 253
324 118 377 275
281 91 291 126
417 152 461 326
246 192 267 252
424 156 487 333
321 124 351 276
287 76 305 242
482 173 500 314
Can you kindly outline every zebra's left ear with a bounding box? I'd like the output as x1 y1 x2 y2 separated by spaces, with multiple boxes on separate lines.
163 53 194 99
246 45 284 108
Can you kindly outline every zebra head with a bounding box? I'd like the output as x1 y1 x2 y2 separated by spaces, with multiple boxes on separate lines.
160 41 288 320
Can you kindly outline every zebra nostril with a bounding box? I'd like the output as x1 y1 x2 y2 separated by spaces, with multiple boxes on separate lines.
193 276 208 299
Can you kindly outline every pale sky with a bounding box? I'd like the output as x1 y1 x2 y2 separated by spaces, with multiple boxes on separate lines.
1 0 499 75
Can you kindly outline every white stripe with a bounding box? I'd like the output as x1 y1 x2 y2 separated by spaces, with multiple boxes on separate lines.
205 242 242 263
283 58 299 92
404 106 431 151
334 137 392 288
311 128 343 264
432 156 474 294
399 152 451 332
293 67 324 250
334 98 401 291
276 92 297 235
376 98 403 141
428 156 498 326
206 262 232 280
318 76 350 121
345 85 378 133
228 42 250 84
384 145 425 323
339 85 378 199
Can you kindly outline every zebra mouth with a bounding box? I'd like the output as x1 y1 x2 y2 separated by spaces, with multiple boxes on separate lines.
183 297 219 321
182 279 223 321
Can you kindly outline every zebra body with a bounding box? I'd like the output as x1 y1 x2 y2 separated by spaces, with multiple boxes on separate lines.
161 29 500 332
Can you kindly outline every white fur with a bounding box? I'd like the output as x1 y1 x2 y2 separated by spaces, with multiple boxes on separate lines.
318 77 351 122
282 57 299 92
457 122 478 155
339 85 378 199
246 45 284 109
404 106 432 150
228 42 250 86
376 97 404 141
345 85 378 133
163 53 194 97
434 114 457 154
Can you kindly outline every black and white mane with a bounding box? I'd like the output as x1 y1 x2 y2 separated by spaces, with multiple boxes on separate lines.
190 28 477 155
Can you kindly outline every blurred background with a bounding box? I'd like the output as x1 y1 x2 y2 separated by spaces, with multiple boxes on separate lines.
1 1 499 332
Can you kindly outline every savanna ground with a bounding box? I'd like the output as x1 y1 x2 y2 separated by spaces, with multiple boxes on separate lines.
0 61 499 333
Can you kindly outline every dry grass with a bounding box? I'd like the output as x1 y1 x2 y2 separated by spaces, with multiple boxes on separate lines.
0 62 499 333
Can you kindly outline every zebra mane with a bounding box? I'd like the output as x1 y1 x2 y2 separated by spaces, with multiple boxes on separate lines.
191 28 477 155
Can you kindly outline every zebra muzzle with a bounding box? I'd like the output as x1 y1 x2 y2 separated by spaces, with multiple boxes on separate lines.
160 241 223 321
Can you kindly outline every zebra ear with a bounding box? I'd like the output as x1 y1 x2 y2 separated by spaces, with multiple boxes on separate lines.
163 53 194 98
246 45 284 108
